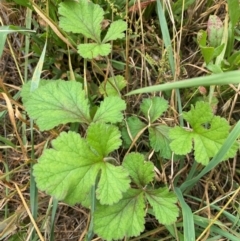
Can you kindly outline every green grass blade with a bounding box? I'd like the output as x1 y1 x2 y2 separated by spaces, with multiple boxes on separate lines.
126 70 240 95
86 185 96 241
185 193 240 227
0 135 16 148
175 188 195 241
30 40 48 240
50 198 58 241
194 215 240 240
155 0 183 126
180 120 240 192
0 26 8 58
31 41 47 91
156 0 175 75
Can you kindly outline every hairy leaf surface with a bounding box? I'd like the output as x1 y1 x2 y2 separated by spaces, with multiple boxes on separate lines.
96 163 130 205
59 0 103 41
23 80 91 131
33 131 102 205
99 75 127 96
149 125 172 159
94 189 145 241
121 116 146 148
103 20 127 43
34 123 130 206
146 187 179 225
87 122 122 157
169 102 238 165
140 97 168 123
93 96 126 123
78 43 111 59
123 152 154 187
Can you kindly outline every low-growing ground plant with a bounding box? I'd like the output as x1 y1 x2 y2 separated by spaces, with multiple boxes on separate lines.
1 0 240 241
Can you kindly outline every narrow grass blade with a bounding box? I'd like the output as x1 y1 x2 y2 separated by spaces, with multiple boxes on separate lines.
155 0 183 126
185 193 240 227
126 70 240 95
175 188 195 241
86 185 96 241
0 135 16 148
0 26 8 58
180 120 240 192
194 215 240 240
156 0 175 74
50 198 58 241
30 40 48 241
0 25 35 58
31 41 47 91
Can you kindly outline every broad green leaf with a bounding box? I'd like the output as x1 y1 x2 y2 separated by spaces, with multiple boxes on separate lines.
99 75 127 96
93 96 126 123
59 0 103 42
169 126 193 155
33 131 102 205
149 125 173 159
21 80 52 103
140 97 168 123
199 46 215 64
121 116 146 148
94 189 145 241
86 122 122 156
23 80 91 130
207 15 223 47
34 130 130 206
197 30 207 47
78 43 111 59
123 152 154 187
103 20 127 43
146 187 179 225
96 163 130 205
169 102 238 165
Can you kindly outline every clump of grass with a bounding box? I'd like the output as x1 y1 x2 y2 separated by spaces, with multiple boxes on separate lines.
0 0 239 240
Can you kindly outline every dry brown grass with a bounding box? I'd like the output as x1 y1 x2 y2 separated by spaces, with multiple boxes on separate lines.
0 0 239 240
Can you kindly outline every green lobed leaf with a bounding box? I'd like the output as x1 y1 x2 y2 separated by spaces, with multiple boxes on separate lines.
21 80 53 104
22 80 91 131
33 131 102 205
169 102 238 165
78 43 111 59
169 126 194 155
140 97 168 123
121 116 146 148
59 0 103 42
102 20 127 43
149 125 173 159
145 187 179 225
34 128 131 206
93 96 126 123
123 152 154 187
94 189 145 241
99 75 127 96
86 122 122 157
96 163 130 205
